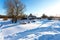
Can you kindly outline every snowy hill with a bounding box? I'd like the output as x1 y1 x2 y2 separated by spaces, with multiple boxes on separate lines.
0 19 60 40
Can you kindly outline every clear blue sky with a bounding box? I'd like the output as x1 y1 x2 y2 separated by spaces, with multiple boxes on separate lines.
0 0 60 17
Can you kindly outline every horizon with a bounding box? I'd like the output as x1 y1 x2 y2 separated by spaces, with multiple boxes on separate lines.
0 0 60 17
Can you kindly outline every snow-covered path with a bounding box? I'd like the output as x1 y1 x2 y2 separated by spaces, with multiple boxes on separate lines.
2 23 40 37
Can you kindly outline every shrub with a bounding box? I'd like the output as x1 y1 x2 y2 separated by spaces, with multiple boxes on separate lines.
3 17 8 20
48 16 53 20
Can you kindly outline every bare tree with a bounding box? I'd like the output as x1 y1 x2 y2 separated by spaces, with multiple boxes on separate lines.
4 0 25 23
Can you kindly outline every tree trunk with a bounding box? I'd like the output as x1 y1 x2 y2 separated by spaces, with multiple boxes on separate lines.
15 17 17 23
11 16 17 23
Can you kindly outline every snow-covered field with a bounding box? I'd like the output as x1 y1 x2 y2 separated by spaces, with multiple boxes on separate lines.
0 19 60 40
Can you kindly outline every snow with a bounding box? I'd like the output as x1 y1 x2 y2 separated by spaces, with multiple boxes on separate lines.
0 32 4 40
40 31 60 35
40 22 54 27
18 31 60 40
18 34 36 40
2 23 40 37
0 19 60 40
0 19 11 22
20 23 40 30
53 26 60 28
